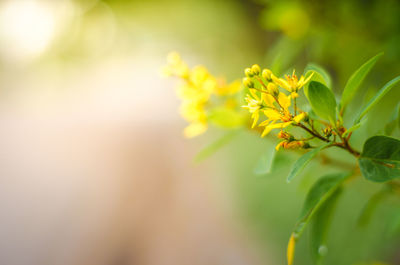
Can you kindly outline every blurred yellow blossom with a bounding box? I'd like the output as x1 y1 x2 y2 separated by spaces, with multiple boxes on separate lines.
164 52 243 137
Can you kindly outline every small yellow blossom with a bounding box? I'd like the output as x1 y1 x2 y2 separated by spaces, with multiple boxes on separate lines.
272 69 313 95
242 66 310 138
164 52 243 137
242 90 263 128
162 52 189 78
257 92 305 137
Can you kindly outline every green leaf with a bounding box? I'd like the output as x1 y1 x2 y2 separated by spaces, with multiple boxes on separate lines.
357 186 391 226
292 172 350 239
194 130 239 163
208 107 245 128
386 210 400 238
340 52 383 112
287 143 331 183
358 136 400 182
304 70 328 99
307 81 337 124
253 148 276 176
310 188 342 264
384 103 400 135
304 63 332 88
354 75 400 124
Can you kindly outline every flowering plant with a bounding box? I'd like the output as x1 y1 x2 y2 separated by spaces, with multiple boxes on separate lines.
164 52 400 265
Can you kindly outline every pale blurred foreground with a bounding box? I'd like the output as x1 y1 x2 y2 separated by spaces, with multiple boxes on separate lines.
0 0 274 264
0 38 265 265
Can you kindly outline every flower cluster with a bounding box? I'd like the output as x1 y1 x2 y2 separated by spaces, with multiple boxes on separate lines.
164 51 400 265
242 64 313 150
163 52 241 138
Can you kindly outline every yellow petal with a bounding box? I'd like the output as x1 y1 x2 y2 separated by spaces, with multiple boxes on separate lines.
293 112 306 123
252 111 260 128
287 234 296 265
261 92 275 106
298 75 305 85
301 72 314 88
258 119 271 127
264 109 282 121
272 75 291 91
278 92 291 109
268 121 293 129
261 123 275 137
249 88 259 100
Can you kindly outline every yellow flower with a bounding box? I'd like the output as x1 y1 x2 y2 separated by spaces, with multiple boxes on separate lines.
190 66 215 90
180 102 206 122
163 52 190 78
164 52 243 138
257 92 306 137
272 70 313 94
242 89 263 128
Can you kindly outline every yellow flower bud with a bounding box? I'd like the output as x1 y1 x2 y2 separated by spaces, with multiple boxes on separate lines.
278 130 291 139
267 82 279 96
262 69 273 81
243 77 254 88
323 127 332 137
286 141 305 149
251 64 261 75
244 68 254 77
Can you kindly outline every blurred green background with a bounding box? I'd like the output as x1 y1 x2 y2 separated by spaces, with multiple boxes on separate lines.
0 0 399 265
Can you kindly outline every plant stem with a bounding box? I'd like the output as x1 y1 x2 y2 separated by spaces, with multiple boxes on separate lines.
294 122 361 157
294 123 330 143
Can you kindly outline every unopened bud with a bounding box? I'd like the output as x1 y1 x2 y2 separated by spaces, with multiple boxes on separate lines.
278 130 291 140
244 68 254 77
251 64 261 75
303 113 309 122
323 127 332 137
267 82 279 96
262 69 273 81
286 141 305 149
243 77 254 88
